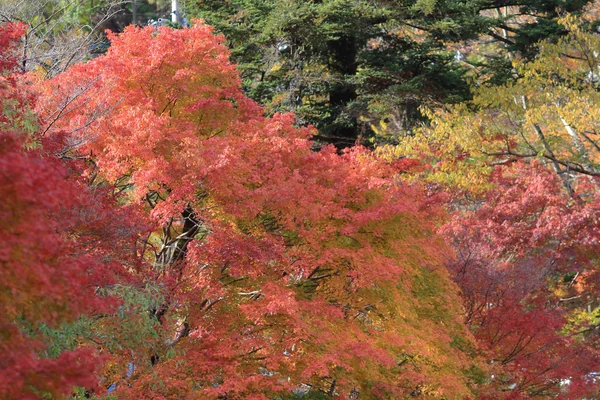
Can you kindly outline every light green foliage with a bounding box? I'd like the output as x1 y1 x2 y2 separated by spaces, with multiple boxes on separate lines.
98 284 166 352
37 318 96 359
28 283 166 363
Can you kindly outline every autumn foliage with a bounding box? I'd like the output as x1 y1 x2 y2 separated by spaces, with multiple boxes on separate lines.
28 22 489 399
443 163 600 397
381 13 600 397
2 11 600 400
0 22 140 399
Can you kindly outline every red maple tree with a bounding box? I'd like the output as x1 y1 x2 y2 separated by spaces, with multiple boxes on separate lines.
0 22 142 399
443 162 600 398
37 23 485 398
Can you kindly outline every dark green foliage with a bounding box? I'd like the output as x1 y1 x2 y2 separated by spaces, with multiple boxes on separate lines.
189 0 464 145
356 35 470 132
401 0 495 42
187 0 592 147
473 54 515 86
190 1 382 145
399 0 592 43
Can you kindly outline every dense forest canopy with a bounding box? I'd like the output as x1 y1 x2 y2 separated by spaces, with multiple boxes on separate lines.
1 1 599 399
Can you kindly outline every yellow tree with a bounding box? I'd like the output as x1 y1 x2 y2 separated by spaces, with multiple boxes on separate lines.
381 14 600 195
377 15 600 398
38 23 489 399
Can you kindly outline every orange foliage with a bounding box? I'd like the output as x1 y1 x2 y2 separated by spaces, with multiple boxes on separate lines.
37 22 485 398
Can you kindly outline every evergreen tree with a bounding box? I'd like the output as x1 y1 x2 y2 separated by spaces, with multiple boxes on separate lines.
189 0 467 146
188 0 593 146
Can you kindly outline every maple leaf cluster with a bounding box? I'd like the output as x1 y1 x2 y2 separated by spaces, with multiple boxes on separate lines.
25 23 482 399
375 15 600 398
0 22 143 399
443 163 600 398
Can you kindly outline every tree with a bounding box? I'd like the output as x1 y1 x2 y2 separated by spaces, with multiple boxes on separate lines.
373 12 600 397
189 0 594 147
395 0 593 52
0 21 142 399
189 0 471 146
442 162 600 398
380 14 600 194
39 22 488 398
0 0 130 77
